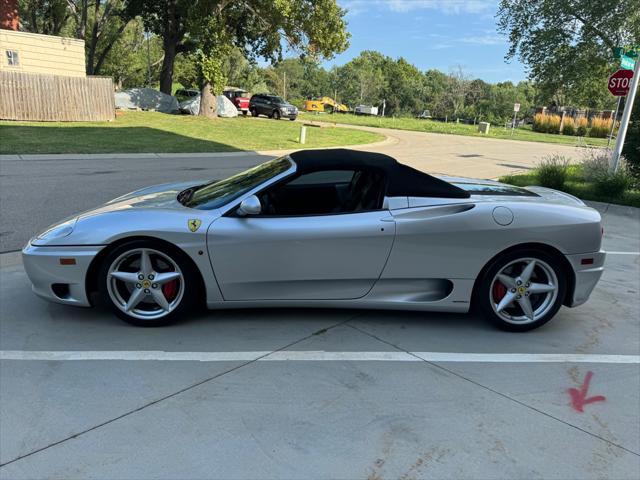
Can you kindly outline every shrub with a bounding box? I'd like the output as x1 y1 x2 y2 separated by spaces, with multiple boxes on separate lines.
581 151 632 198
576 117 588 136
533 113 562 134
594 168 632 197
581 150 610 182
589 117 613 138
535 154 569 189
562 117 576 136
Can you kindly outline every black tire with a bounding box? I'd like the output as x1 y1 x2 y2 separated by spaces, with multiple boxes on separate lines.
98 240 199 327
250 108 258 117
242 111 248 116
289 117 296 121
476 248 567 332
273 110 281 120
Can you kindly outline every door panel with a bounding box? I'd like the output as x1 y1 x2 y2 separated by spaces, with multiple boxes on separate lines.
208 211 396 300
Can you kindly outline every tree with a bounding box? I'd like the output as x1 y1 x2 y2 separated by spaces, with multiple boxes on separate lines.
100 17 164 88
19 0 70 35
497 0 639 109
131 0 349 104
64 0 135 75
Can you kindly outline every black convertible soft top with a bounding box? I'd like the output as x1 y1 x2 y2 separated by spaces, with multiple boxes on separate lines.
289 149 470 199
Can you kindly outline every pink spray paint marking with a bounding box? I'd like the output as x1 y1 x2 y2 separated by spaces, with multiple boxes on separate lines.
568 371 606 413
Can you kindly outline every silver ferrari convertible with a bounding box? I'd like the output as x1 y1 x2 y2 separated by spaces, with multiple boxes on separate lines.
23 149 605 331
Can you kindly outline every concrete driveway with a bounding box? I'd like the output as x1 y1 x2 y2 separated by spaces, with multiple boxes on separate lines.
0 202 638 479
307 121 589 179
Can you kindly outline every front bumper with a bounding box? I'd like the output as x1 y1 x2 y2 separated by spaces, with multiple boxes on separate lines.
565 250 606 307
22 243 105 307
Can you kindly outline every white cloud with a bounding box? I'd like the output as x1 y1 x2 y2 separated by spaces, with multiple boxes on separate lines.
342 0 494 15
458 34 505 45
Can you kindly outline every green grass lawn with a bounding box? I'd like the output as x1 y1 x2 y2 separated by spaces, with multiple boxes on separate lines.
299 112 610 147
0 111 383 155
500 166 640 208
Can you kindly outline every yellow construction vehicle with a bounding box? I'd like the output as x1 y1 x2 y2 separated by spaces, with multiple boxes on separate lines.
304 97 349 113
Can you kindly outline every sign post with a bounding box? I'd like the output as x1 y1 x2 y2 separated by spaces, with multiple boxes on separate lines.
610 60 640 172
511 103 520 135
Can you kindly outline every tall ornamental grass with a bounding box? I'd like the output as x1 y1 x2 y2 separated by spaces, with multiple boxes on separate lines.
533 113 562 134
561 117 576 136
588 117 613 138
575 117 588 136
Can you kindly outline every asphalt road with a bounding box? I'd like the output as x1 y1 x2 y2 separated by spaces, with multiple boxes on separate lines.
0 202 638 479
0 152 271 252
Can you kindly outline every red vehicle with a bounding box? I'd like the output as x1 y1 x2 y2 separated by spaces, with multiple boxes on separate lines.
223 88 250 115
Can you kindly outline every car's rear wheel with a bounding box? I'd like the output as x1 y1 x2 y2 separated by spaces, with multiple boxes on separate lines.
273 110 281 120
477 249 566 332
250 108 258 117
98 240 198 327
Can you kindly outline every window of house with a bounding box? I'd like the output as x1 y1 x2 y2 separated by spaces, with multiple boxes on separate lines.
6 50 19 66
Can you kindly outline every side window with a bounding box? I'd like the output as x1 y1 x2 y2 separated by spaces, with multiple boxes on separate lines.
258 168 386 216
6 50 19 66
287 170 354 186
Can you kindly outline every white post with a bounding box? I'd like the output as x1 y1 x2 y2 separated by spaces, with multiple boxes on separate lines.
607 96 622 149
283 71 286 100
299 125 307 144
611 57 640 172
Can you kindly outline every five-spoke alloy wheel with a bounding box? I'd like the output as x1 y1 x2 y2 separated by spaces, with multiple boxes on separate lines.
99 241 198 326
477 249 566 331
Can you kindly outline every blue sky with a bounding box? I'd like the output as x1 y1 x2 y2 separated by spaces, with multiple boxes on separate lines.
320 0 527 83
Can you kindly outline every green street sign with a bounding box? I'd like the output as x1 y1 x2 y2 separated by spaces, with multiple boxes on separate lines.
621 55 636 70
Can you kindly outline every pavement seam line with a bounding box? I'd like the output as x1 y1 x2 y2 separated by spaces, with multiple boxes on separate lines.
345 322 640 458
0 314 359 468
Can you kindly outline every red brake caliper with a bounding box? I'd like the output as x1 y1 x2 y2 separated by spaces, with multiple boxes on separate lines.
162 280 178 301
492 281 507 303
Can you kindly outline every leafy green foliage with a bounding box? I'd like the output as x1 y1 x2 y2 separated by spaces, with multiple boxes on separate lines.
535 154 569 189
497 0 639 109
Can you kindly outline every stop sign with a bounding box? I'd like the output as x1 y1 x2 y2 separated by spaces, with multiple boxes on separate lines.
608 69 634 96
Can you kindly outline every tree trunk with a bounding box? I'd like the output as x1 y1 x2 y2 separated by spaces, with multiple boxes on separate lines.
159 37 177 94
199 82 217 118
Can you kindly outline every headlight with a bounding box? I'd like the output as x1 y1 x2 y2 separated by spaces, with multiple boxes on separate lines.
280 107 288 113
35 218 77 241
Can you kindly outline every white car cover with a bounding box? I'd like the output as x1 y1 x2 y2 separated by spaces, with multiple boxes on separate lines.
114 88 179 113
178 94 239 117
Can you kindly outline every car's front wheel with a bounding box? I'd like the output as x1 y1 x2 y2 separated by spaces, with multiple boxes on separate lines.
273 110 281 120
98 241 198 326
477 249 566 332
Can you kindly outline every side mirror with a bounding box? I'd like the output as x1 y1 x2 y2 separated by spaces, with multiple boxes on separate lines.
237 195 261 216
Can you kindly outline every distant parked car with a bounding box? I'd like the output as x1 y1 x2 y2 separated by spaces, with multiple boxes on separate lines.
223 88 250 116
417 110 432 119
355 105 379 116
175 88 199 102
250 94 298 120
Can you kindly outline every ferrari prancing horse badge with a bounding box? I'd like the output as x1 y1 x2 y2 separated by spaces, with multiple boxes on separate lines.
188 219 202 232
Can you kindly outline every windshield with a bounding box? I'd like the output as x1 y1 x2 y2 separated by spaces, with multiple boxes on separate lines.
269 96 285 103
182 156 292 210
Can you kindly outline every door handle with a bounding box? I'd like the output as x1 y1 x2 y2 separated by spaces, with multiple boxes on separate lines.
380 217 395 222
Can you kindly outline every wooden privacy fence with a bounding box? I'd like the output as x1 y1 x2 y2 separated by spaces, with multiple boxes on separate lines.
0 71 115 121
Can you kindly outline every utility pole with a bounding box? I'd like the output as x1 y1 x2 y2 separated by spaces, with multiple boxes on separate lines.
146 30 152 87
611 56 640 172
283 71 286 100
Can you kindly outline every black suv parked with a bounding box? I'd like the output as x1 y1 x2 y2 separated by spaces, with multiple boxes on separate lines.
249 94 298 120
